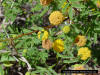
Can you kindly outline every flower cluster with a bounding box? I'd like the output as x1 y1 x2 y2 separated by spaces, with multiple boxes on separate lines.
42 39 52 50
62 26 70 33
42 30 49 41
37 31 41 39
53 39 64 52
78 47 91 60
49 11 64 25
37 30 49 41
75 35 87 47
37 2 92 62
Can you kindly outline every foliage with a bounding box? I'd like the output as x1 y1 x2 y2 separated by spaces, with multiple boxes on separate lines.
0 0 100 75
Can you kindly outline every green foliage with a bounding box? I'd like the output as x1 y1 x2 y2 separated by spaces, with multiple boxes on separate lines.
0 0 100 74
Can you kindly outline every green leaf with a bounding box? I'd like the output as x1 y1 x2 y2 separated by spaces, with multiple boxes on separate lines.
15 41 24 48
68 7 73 20
57 53 74 59
25 72 31 75
72 3 85 8
94 33 97 43
1 55 9 62
48 68 57 75
31 26 43 31
94 28 100 33
0 65 4 75
39 7 49 17
3 63 13 67
23 29 32 33
8 56 15 61
69 0 83 2
1 55 15 62
62 4 69 13
63 59 79 64
31 4 42 12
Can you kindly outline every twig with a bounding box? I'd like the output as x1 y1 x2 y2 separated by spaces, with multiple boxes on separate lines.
13 56 19 62
85 27 90 36
0 50 10 53
11 1 14 8
0 30 39 42
19 56 32 71
18 72 23 75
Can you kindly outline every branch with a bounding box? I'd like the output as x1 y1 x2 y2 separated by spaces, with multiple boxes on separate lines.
0 30 39 42
19 56 33 71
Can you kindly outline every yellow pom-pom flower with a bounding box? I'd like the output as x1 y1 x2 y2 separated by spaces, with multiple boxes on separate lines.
72 64 85 75
37 31 41 39
42 30 49 41
78 47 91 60
49 11 64 25
37 29 48 41
62 26 70 33
75 35 87 47
53 39 64 52
40 0 52 6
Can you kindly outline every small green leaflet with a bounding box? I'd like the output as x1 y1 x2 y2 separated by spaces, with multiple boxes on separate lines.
69 0 83 2
63 59 79 64
72 3 85 8
68 7 73 20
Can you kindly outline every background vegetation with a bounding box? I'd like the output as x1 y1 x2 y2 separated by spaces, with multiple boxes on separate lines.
0 0 100 75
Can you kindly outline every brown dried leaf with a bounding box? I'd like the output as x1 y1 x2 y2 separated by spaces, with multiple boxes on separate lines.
40 0 52 6
42 39 53 50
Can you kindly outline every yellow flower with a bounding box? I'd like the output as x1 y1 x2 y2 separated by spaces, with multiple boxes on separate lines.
42 30 49 41
37 30 49 41
53 39 64 52
40 0 52 6
62 26 70 33
62 2 67 8
75 35 87 47
37 31 41 39
78 47 91 60
49 11 64 25
72 64 85 75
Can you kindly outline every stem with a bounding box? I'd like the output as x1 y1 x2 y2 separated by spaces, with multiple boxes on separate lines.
1 18 9 38
0 30 39 42
85 27 90 36
19 56 33 71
